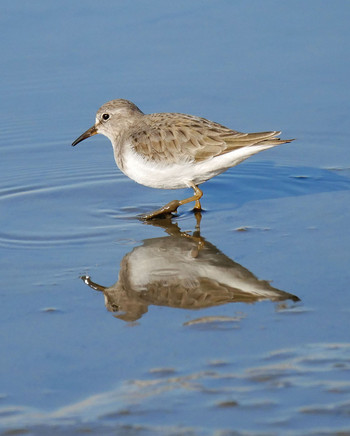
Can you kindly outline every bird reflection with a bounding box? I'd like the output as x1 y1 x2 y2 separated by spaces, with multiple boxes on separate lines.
82 213 299 322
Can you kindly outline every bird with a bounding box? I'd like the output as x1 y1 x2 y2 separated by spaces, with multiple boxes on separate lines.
72 99 293 219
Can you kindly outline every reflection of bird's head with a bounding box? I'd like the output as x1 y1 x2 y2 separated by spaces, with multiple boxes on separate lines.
103 256 149 322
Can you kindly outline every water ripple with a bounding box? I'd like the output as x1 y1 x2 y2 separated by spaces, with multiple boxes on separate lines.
1 342 349 435
2 159 349 249
0 167 128 249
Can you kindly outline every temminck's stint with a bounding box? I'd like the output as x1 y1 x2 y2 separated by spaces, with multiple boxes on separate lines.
72 99 293 219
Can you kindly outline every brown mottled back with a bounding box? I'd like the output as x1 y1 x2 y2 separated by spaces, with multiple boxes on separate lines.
127 112 288 164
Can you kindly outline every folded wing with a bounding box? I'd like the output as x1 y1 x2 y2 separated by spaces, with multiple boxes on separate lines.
129 113 293 164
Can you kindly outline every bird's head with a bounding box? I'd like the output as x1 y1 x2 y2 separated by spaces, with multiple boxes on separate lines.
72 99 143 146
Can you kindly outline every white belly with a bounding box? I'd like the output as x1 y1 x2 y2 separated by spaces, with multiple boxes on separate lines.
114 144 275 190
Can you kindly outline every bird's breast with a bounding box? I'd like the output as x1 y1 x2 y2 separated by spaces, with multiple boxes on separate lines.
112 142 251 190
113 144 194 189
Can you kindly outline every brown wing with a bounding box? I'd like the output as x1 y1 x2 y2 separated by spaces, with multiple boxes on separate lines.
128 113 291 164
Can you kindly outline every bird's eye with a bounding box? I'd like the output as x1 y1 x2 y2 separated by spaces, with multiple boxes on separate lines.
102 113 110 120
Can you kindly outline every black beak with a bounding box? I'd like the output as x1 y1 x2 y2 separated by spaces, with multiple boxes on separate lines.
72 125 98 146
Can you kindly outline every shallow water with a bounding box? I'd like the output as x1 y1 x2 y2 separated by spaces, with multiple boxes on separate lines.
1 2 350 435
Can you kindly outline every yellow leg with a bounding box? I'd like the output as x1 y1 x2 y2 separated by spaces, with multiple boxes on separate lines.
142 182 203 220
178 182 203 210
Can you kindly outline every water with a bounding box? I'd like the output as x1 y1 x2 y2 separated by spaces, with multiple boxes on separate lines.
1 1 350 435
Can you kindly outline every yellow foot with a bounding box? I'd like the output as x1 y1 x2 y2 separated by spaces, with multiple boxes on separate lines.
141 199 181 220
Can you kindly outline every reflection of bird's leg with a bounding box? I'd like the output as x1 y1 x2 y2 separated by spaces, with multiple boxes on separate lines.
143 217 183 236
194 210 202 232
142 182 203 220
190 210 204 257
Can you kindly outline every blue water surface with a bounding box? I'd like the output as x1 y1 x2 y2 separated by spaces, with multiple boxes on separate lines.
1 1 350 435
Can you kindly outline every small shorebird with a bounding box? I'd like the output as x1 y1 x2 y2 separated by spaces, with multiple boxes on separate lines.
72 99 293 219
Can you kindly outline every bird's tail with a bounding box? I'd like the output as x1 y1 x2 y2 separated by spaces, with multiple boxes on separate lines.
225 131 294 150
248 131 294 146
